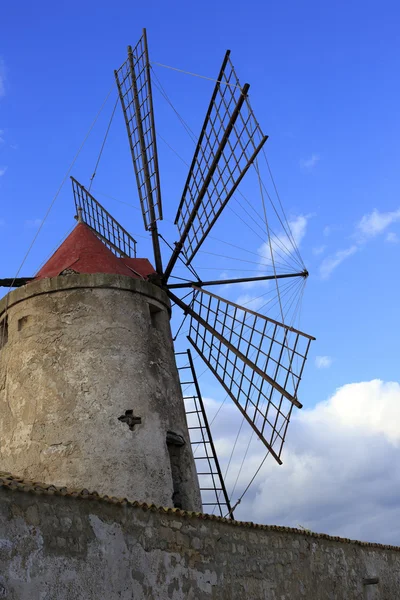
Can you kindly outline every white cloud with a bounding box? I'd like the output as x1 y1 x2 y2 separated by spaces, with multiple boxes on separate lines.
300 154 320 169
0 166 7 177
315 355 333 369
319 207 400 279
319 245 358 279
323 226 331 237
235 214 311 317
357 208 400 239
312 245 326 256
287 214 309 246
213 380 400 544
386 232 399 244
234 294 266 312
24 218 43 228
258 214 309 267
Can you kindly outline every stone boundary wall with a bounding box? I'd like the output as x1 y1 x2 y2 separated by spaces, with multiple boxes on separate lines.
0 482 399 599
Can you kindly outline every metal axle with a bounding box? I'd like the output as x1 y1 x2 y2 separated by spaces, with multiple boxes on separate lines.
0 278 33 288
166 270 308 290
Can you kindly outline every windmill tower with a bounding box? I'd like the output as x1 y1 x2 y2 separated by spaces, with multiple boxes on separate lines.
0 29 314 517
0 220 202 510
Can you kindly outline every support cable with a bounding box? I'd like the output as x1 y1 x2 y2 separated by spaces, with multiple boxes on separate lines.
174 266 298 273
151 69 198 144
152 58 304 276
254 158 284 322
213 278 304 507
225 418 287 518
157 132 190 167
213 254 305 509
169 274 197 283
227 204 299 273
262 147 305 268
152 66 303 275
34 222 77 273
197 250 298 273
88 96 119 191
231 195 304 271
151 61 243 89
1 83 115 349
159 233 200 281
208 234 302 267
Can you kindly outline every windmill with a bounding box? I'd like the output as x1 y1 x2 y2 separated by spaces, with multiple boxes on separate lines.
0 29 315 519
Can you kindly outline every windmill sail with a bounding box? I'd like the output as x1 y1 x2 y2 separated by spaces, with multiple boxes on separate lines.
71 177 137 258
164 51 268 281
176 349 234 518
114 29 162 231
169 287 314 465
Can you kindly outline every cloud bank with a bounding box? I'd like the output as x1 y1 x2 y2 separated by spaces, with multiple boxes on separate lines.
210 379 400 544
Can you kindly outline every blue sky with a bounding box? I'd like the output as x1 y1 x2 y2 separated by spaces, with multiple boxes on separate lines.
1 0 400 541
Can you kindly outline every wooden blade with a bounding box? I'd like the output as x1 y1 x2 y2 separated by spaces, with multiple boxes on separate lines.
168 287 315 465
71 177 137 258
163 52 267 282
176 349 234 518
114 29 162 231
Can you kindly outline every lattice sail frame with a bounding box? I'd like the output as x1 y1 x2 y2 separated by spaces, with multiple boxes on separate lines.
71 177 137 258
115 29 162 230
175 349 233 518
178 287 314 465
174 51 268 266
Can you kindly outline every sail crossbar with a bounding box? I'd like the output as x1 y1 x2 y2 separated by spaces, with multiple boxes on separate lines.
163 51 267 281
169 287 314 464
115 29 162 231
71 177 137 258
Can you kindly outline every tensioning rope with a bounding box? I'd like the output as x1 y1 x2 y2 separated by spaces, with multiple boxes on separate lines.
88 95 119 192
0 82 115 348
212 276 305 511
262 147 305 269
151 62 305 276
151 61 242 90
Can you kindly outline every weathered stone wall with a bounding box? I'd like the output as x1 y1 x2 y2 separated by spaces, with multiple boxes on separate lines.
0 481 398 600
0 274 201 511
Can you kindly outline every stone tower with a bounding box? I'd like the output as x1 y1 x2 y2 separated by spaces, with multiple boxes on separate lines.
0 223 202 511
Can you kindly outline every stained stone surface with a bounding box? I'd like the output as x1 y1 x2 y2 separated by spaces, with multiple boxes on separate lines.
0 274 201 511
0 485 397 600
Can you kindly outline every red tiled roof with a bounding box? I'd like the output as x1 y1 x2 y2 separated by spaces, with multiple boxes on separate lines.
35 223 155 280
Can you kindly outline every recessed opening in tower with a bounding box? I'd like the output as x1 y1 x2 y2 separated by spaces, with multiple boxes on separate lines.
166 430 186 509
148 302 163 330
0 316 8 349
18 315 30 331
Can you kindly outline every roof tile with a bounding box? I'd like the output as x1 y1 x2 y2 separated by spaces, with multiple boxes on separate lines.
0 471 399 551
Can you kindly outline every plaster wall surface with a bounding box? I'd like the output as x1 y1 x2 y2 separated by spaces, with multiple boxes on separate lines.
0 274 201 511
0 486 398 600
